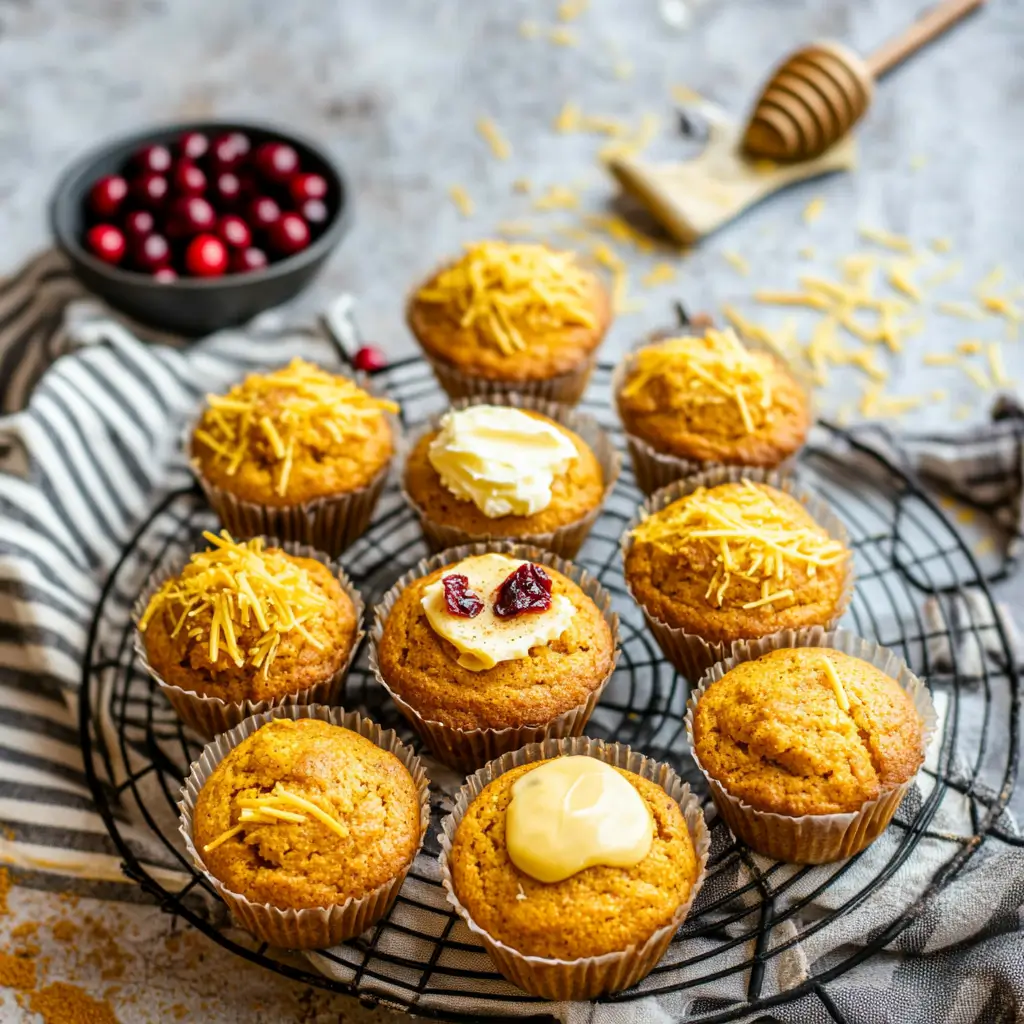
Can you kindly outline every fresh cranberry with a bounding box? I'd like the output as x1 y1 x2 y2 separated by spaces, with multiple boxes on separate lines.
255 142 300 183
123 209 155 240
268 212 310 256
88 175 128 218
217 214 251 249
85 224 126 265
185 234 228 277
299 198 329 226
353 345 387 372
131 233 171 272
229 247 268 273
248 196 281 232
172 161 206 196
178 131 208 162
211 170 242 206
167 196 216 237
494 563 553 618
289 172 327 204
210 132 251 169
132 144 172 175
441 574 484 617
130 173 169 208
153 267 178 282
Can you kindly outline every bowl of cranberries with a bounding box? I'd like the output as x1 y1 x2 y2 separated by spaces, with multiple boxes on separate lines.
50 121 349 335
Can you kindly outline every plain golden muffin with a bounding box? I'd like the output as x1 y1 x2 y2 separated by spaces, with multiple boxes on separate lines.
450 759 699 959
193 719 421 909
377 561 614 731
191 358 397 506
626 481 850 644
692 648 924 816
140 533 358 704
404 410 605 536
407 241 612 382
617 330 809 467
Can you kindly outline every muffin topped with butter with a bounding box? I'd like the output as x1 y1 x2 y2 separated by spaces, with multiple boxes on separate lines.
407 242 612 402
616 329 809 491
403 403 609 555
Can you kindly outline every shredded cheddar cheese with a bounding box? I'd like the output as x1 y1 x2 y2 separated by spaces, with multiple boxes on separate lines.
449 185 474 216
558 0 589 20
936 301 983 320
549 26 577 45
819 655 850 712
640 263 677 288
931 238 953 253
858 227 914 253
988 342 1011 386
803 197 825 225
533 185 580 211
476 117 511 160
723 251 750 276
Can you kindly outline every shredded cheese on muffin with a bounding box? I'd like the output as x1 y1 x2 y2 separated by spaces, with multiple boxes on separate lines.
414 241 599 356
819 654 850 711
194 358 397 497
138 531 330 675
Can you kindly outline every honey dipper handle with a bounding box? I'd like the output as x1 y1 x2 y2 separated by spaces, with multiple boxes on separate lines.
865 0 985 78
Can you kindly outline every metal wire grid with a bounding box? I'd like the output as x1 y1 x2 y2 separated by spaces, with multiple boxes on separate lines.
79 359 1020 1022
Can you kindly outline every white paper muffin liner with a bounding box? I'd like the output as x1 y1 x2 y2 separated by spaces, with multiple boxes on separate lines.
437 735 711 1000
133 537 365 740
368 541 621 773
611 333 813 496
401 393 622 559
179 704 430 950
684 627 938 864
621 465 855 682
187 369 400 557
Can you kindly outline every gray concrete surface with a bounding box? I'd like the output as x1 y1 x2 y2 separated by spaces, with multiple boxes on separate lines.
0 0 1021 1019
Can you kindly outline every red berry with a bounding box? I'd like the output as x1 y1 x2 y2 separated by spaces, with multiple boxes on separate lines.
167 196 216 237
441 574 483 617
130 173 169 208
217 214 251 249
210 132 251 169
268 212 310 256
131 233 171 272
211 171 242 206
229 247 268 274
172 161 206 196
178 131 208 162
255 142 299 183
299 198 329 226
248 196 280 231
86 224 126 265
123 209 154 239
153 267 178 282
88 175 128 218
132 144 172 175
353 345 388 372
185 234 228 277
289 173 327 204
494 563 553 617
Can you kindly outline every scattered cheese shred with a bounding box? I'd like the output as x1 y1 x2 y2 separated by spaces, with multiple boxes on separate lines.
557 0 589 20
496 220 535 236
512 178 532 194
641 263 677 288
887 261 921 302
819 655 850 712
202 824 244 853
988 342 1010 386
598 113 661 161
923 352 960 366
931 238 953 253
554 101 581 133
936 300 983 320
533 185 579 210
858 226 914 253
803 197 825 225
723 251 750 276
923 261 962 288
549 26 577 45
957 339 983 354
449 185 474 217
476 117 511 160
964 364 993 390
581 214 657 253
670 84 702 105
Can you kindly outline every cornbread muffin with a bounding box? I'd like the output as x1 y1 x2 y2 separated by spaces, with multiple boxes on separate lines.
377 558 614 732
625 480 850 646
404 409 605 538
191 358 397 507
193 718 421 909
140 533 358 704
407 241 612 385
449 759 699 960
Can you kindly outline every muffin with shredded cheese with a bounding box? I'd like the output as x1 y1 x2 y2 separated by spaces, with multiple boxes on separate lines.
407 241 613 404
184 711 428 949
614 328 810 494
190 358 399 555
622 469 852 681
686 635 933 863
402 395 618 557
136 531 362 737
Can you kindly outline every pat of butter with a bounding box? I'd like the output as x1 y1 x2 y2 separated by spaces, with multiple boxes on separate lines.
428 405 578 518
506 756 654 883
421 553 573 672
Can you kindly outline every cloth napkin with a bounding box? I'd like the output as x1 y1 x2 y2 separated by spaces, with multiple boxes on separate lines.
1 251 1022 1024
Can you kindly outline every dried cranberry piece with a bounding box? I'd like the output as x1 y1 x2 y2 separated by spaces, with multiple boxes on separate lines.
442 574 484 618
494 563 552 618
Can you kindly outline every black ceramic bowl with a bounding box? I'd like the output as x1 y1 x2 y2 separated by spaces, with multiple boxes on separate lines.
50 120 350 336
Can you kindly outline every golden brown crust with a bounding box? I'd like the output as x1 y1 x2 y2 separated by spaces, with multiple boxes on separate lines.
403 412 605 537
193 719 421 909
624 483 850 644
377 564 614 731
407 270 612 383
692 648 924 816
450 759 698 959
144 552 358 703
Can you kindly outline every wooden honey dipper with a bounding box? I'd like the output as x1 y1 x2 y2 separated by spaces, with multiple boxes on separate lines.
743 0 985 162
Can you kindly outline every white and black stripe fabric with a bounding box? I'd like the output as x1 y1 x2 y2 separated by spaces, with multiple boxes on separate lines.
1 252 1023 1022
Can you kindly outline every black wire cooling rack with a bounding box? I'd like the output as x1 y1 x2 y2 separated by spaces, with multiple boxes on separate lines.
79 358 1020 1023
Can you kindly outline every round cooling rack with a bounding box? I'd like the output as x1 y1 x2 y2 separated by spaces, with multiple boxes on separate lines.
80 358 1020 1023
